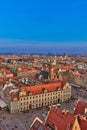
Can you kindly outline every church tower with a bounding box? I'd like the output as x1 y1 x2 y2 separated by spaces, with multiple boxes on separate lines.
0 56 2 67
49 56 56 80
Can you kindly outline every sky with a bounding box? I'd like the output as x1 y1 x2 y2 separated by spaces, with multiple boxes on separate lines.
0 0 87 54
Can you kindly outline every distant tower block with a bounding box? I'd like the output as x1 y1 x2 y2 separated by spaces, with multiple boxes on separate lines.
49 57 56 80
0 57 2 67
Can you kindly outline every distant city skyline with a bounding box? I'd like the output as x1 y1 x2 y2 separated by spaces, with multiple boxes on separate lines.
0 39 87 54
0 0 87 54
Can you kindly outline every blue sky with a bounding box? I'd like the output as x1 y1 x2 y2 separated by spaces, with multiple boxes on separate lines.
0 0 87 54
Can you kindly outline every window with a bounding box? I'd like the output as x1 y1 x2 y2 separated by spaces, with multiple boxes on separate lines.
29 92 32 96
42 94 44 97
43 88 48 93
75 126 77 130
45 93 47 96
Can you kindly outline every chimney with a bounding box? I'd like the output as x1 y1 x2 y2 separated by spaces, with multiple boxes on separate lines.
62 109 68 117
80 115 86 120
85 108 87 114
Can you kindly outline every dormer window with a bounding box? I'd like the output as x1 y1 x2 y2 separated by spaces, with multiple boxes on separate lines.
28 92 33 96
43 88 48 93
75 126 77 130
57 88 60 91
19 91 26 96
13 97 17 101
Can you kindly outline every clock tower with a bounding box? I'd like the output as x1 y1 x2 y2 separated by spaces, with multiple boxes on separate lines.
0 56 2 67
49 56 56 80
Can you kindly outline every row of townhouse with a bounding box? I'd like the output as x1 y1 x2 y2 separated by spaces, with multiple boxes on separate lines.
8 81 71 113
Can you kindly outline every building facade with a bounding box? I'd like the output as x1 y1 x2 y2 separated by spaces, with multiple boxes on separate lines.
30 101 87 130
9 81 71 113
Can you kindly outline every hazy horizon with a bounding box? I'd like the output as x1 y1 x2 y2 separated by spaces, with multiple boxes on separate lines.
0 39 87 54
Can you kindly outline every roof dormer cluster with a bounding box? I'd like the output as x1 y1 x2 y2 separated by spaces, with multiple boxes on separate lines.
29 101 87 130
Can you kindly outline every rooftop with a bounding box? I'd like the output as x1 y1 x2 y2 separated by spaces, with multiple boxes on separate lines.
74 100 87 116
21 81 64 95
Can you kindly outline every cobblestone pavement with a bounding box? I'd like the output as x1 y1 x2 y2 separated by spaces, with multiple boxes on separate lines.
0 107 48 130
0 86 87 130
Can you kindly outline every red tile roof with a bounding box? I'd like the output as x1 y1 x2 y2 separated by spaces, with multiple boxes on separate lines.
21 81 64 95
21 66 28 72
10 93 19 101
74 101 87 115
45 107 75 130
29 101 87 130
20 67 37 72
56 65 73 70
80 119 87 130
0 76 17 81
1 68 13 74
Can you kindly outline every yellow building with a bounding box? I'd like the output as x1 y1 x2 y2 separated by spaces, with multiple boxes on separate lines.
9 81 71 113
